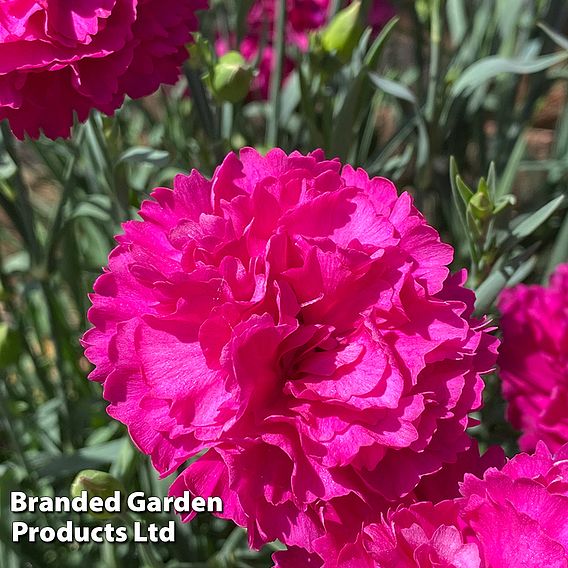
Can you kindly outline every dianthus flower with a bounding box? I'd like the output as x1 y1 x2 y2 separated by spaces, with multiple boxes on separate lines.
83 148 498 554
460 441 568 568
0 0 207 139
272 442 504 567
216 0 395 98
498 263 568 451
352 501 481 568
274 502 481 567
279 443 568 568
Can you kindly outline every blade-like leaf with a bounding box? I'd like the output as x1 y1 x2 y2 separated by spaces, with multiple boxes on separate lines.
452 52 568 96
538 23 568 52
116 147 170 167
368 73 417 104
511 195 564 241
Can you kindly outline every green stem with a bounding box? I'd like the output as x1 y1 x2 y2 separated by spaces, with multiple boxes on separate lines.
425 0 442 122
266 0 286 147
185 66 218 143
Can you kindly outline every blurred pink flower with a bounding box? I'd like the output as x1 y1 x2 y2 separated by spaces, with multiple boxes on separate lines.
215 0 395 98
0 0 207 139
83 148 497 553
498 263 568 451
460 441 568 568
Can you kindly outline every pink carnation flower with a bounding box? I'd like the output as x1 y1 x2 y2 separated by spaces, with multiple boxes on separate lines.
0 0 207 139
275 442 568 568
356 501 481 568
498 264 568 451
83 148 498 553
412 440 506 504
460 441 568 568
216 0 395 99
274 503 481 568
279 442 503 567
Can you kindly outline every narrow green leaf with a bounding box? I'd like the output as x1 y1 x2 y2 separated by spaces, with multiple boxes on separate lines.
538 23 568 52
280 72 301 124
70 202 111 222
449 157 468 228
475 249 538 313
266 0 286 146
364 16 398 69
486 162 496 201
452 52 568 96
330 69 366 160
545 209 568 279
446 0 466 45
30 439 124 479
368 73 417 104
116 147 170 167
511 195 564 241
497 135 527 197
456 176 474 205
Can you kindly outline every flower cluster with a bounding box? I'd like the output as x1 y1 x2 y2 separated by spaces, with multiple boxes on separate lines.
84 147 498 556
274 442 568 567
0 0 206 139
498 263 568 452
215 0 395 98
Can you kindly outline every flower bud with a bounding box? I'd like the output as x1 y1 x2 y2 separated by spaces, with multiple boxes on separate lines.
70 470 125 519
321 1 364 63
468 191 493 221
208 51 253 103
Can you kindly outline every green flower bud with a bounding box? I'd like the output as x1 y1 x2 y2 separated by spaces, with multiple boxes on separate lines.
70 470 125 519
321 1 364 63
208 51 253 103
468 192 493 221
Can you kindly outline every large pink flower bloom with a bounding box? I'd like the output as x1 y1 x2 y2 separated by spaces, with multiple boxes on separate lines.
460 441 568 568
216 0 395 99
498 264 568 452
0 0 207 139
83 148 498 554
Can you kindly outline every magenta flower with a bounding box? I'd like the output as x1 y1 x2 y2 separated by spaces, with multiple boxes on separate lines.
460 441 568 568
274 442 568 567
215 0 395 99
0 0 207 139
356 501 481 568
284 442 503 567
412 440 506 504
83 148 498 553
274 502 481 568
498 263 568 452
